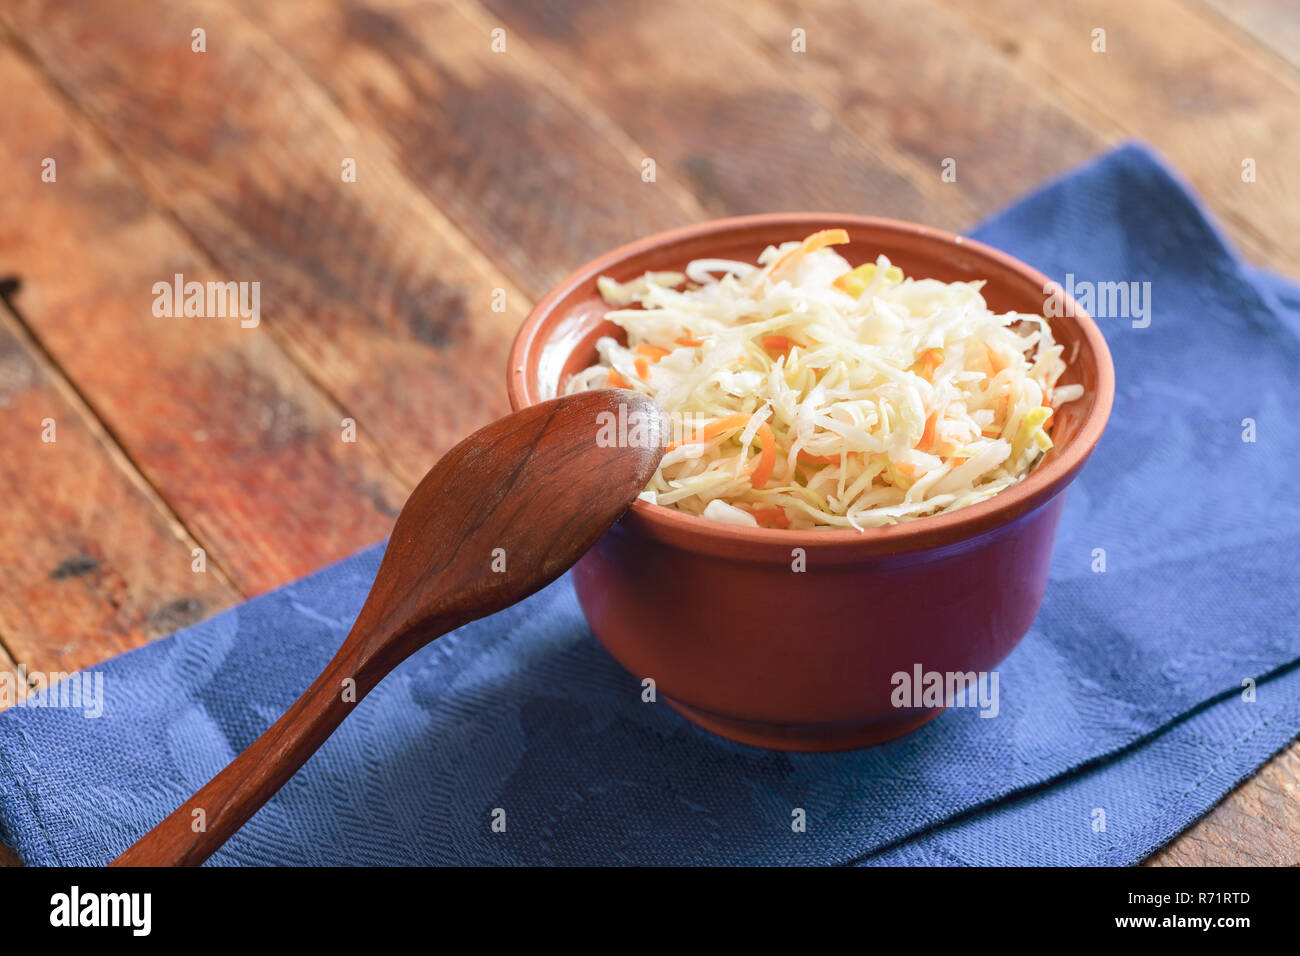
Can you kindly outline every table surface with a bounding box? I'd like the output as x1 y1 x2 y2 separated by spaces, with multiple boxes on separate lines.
1 0 1297 867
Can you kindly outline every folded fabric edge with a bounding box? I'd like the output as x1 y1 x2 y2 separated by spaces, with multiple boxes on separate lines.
845 657 1300 867
0 740 57 866
861 677 1300 867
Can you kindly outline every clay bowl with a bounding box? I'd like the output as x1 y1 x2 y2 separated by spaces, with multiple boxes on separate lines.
507 214 1114 751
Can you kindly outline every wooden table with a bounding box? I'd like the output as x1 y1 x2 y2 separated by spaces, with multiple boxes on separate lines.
0 0 1296 867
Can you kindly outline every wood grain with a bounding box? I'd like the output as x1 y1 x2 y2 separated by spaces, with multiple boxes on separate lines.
246 0 702 297
0 45 405 595
477 0 957 227
722 0 1105 215
937 0 1300 273
0 287 239 675
0 644 23 709
1196 0 1300 73
2 0 533 483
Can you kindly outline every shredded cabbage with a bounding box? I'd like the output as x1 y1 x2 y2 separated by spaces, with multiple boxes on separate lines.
565 229 1084 530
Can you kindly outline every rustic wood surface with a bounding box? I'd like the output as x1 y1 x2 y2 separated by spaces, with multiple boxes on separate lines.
0 0 1295 866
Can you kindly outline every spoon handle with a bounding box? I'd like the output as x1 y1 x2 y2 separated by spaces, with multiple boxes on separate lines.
108 392 660 865
111 631 398 867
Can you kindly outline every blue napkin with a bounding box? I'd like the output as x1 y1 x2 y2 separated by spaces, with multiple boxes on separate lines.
2 143 1297 866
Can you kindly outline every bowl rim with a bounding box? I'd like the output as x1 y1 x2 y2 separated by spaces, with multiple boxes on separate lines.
508 212 1115 557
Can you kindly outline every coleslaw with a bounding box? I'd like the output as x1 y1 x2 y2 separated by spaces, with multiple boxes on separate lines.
565 229 1083 530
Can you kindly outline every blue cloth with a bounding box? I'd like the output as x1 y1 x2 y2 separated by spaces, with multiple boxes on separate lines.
1 143 1297 866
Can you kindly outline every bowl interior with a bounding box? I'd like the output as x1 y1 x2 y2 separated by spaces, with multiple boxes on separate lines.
517 218 1102 468
510 215 1112 554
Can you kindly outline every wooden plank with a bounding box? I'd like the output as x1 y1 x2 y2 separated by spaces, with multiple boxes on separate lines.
3 0 532 483
721 0 1104 215
1195 0 1300 73
0 643 23 710
936 0 1300 273
1148 742 1300 865
246 0 702 296
0 288 240 675
475 0 962 228
0 46 405 594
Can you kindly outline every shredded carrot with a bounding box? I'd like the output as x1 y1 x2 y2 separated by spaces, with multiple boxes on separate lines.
768 228 851 278
919 348 944 381
636 344 671 362
675 336 704 347
759 335 799 353
750 506 790 529
750 423 777 489
919 411 938 450
985 343 1005 375
696 413 753 442
948 457 968 467
634 356 651 381
608 369 632 389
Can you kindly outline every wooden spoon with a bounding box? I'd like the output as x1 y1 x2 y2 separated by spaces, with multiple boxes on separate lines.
112 389 663 866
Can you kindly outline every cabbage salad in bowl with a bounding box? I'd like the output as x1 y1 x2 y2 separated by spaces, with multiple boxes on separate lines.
564 229 1083 531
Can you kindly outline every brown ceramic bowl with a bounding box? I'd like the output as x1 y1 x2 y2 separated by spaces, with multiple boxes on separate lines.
507 214 1114 751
